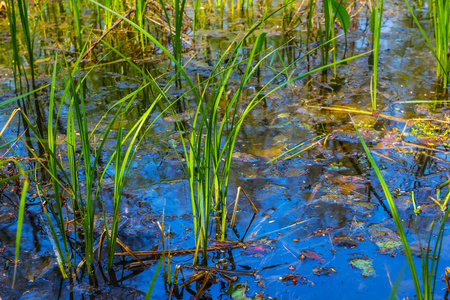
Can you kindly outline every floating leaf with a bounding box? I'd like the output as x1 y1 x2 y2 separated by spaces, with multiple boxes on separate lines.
368 224 402 251
349 258 376 277
298 250 324 263
279 274 309 285
333 236 359 248
226 283 264 300
313 266 337 276
241 246 267 256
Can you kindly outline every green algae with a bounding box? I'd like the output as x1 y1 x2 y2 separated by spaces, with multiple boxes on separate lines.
349 258 376 277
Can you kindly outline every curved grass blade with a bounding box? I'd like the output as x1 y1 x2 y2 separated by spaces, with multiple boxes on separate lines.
0 159 31 288
145 254 164 300
353 119 423 300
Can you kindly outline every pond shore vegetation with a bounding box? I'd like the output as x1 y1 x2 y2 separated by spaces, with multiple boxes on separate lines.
0 0 449 298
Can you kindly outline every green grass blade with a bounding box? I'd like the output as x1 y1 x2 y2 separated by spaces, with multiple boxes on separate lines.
354 121 423 300
0 85 50 109
145 254 164 300
2 160 30 289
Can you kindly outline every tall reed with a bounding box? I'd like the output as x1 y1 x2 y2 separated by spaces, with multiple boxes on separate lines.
136 0 146 50
321 0 336 73
16 0 36 89
306 0 316 45
370 0 383 111
5 0 22 92
318 0 350 75
283 0 294 23
56 0 367 272
167 31 367 262
431 0 449 86
403 0 450 86
158 0 187 79
175 32 270 261
7 0 50 169
70 0 83 51
14 47 164 278
103 0 117 29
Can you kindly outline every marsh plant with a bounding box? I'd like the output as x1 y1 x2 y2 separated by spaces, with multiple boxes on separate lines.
4 0 433 296
431 0 449 86
307 0 350 75
12 51 164 279
164 23 367 262
403 0 450 87
172 31 270 262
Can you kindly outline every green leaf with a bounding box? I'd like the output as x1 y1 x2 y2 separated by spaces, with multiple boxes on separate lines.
1 159 31 289
254 32 267 54
369 7 376 34
331 0 350 34
144 255 163 300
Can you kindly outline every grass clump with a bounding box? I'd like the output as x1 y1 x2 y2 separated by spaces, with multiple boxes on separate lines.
8 50 163 279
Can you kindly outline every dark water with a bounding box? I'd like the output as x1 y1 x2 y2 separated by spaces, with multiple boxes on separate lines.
1 0 450 299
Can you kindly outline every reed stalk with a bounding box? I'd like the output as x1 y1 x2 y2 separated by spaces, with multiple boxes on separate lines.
11 45 164 278
370 0 383 111
16 0 36 89
318 0 350 75
136 0 146 50
158 0 186 79
5 0 22 93
72 0 83 51
431 0 449 86
402 0 450 87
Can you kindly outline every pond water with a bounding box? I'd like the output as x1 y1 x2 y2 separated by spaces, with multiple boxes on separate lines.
1 0 450 299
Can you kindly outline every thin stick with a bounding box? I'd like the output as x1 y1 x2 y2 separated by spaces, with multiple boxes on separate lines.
116 238 148 268
307 182 321 205
396 140 450 155
81 7 136 60
241 188 258 213
328 232 336 255
230 188 241 227
231 187 258 227
114 244 246 256
319 106 406 122
194 272 211 298
181 264 258 276
97 229 107 262
161 210 166 279
263 218 314 236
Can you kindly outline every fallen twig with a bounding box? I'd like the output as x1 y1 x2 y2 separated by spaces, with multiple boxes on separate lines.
81 7 136 61
114 243 246 257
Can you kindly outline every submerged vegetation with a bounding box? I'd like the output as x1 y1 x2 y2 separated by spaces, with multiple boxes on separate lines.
0 0 449 298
